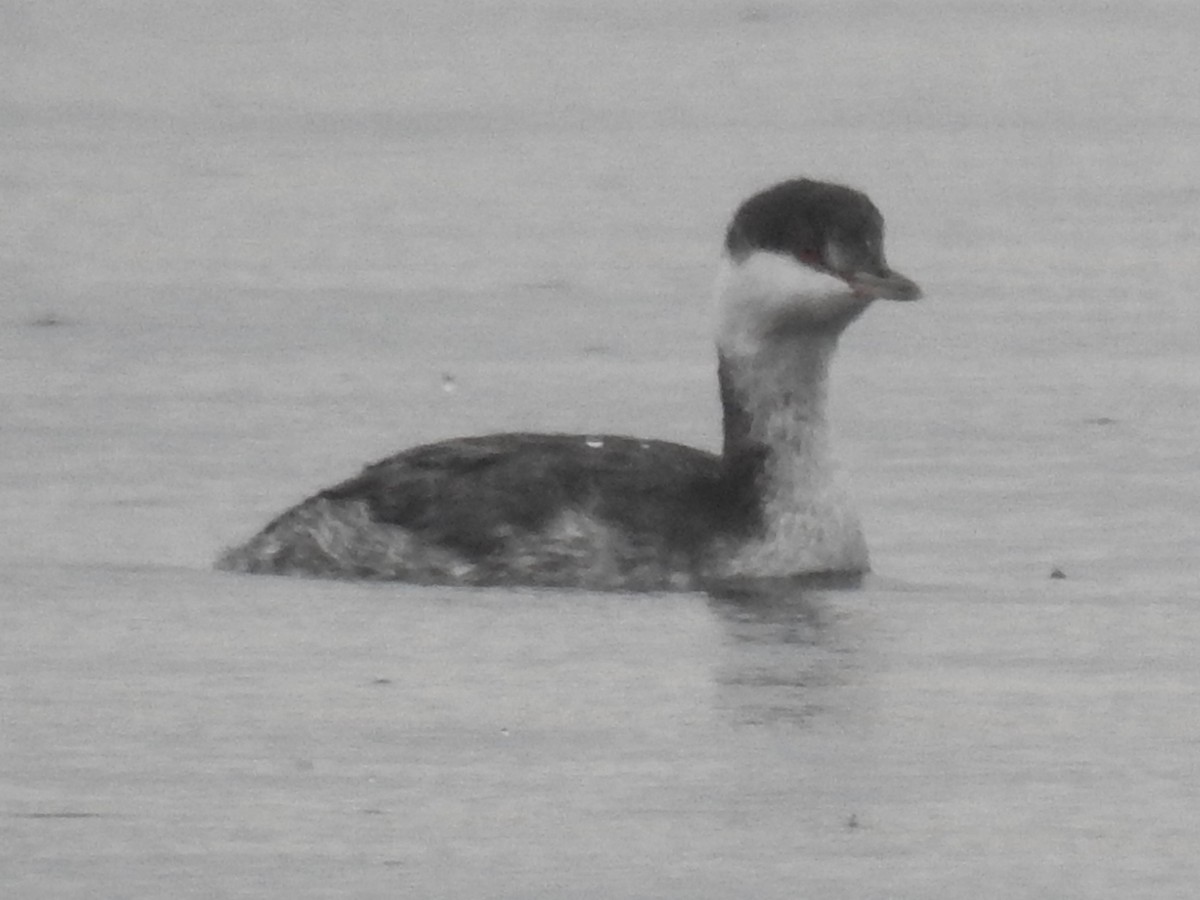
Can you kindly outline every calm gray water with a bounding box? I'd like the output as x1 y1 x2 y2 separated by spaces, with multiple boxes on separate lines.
3 2 1199 897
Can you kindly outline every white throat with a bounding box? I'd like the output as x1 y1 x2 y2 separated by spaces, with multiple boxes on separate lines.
713 250 871 359
713 250 871 575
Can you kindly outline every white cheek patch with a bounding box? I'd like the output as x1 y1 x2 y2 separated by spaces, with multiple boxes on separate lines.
713 251 863 357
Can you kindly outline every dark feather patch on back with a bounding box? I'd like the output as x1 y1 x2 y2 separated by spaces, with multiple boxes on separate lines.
318 433 735 562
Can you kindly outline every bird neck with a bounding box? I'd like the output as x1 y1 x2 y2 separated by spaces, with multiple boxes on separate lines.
712 250 869 486
710 251 870 573
717 336 838 504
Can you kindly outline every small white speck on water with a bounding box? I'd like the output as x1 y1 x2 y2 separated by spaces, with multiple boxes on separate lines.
585 437 604 448
441 373 457 393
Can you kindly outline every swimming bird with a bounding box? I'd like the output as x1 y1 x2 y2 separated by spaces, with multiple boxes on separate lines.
217 178 921 591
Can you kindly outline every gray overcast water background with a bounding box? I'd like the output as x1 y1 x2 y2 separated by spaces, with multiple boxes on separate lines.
2 2 1199 898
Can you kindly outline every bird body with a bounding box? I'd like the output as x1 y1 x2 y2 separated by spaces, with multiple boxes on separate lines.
217 178 921 591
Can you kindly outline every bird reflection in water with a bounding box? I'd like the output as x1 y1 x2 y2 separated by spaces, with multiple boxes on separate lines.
705 575 868 728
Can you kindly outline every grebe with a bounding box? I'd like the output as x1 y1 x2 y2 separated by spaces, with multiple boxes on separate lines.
217 178 921 591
